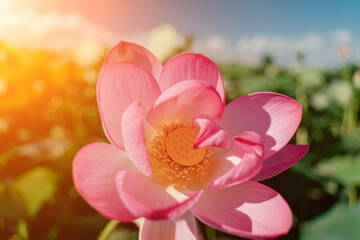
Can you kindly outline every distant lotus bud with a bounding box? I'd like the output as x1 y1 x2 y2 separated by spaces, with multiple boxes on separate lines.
311 91 330 110
327 81 353 107
337 44 351 60
352 70 360 89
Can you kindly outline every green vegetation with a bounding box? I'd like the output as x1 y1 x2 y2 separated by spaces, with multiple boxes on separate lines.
0 44 359 239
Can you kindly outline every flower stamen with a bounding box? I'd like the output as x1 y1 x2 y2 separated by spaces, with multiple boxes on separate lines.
148 123 214 188
165 127 205 166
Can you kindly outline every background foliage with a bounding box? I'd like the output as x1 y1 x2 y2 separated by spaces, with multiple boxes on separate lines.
0 40 359 240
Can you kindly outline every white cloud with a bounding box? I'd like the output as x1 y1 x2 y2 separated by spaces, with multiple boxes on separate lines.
204 35 229 52
0 11 356 69
0 11 183 63
0 10 118 52
194 30 357 68
235 33 326 67
194 33 326 66
331 29 352 44
237 35 291 54
193 35 233 62
296 34 323 50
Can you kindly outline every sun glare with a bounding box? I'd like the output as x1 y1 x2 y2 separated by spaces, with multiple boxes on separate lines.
0 0 20 11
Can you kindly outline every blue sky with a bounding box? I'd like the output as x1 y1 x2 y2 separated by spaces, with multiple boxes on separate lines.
193 0 360 38
7 0 359 39
1 0 359 68
87 0 360 40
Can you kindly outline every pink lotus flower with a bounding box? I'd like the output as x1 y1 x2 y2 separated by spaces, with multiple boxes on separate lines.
73 41 309 239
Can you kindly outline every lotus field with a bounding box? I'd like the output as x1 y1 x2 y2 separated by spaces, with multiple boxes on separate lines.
0 39 359 240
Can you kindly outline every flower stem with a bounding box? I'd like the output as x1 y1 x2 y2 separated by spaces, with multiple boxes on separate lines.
347 185 357 207
295 82 309 145
340 65 358 138
97 220 119 240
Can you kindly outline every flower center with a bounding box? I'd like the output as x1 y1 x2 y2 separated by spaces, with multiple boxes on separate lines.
165 128 205 166
148 123 214 188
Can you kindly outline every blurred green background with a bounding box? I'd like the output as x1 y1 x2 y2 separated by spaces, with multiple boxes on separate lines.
0 37 359 239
